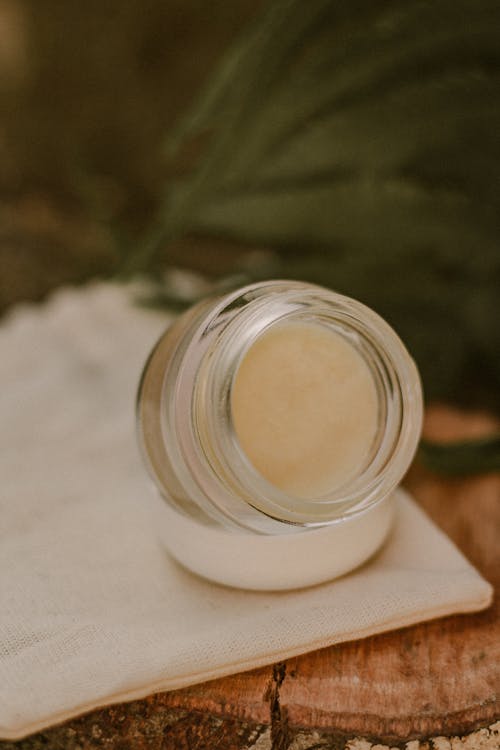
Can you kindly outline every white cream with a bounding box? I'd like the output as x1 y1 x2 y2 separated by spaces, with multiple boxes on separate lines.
231 322 378 498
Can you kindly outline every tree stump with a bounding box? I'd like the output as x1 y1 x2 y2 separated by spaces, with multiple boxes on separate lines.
1 406 499 750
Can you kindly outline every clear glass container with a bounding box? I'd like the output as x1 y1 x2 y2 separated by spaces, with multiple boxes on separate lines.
137 280 423 589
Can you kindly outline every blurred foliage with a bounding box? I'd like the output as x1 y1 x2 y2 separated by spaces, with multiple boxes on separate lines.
0 0 260 310
419 435 500 476
0 0 260 226
1 0 499 473
127 0 500 420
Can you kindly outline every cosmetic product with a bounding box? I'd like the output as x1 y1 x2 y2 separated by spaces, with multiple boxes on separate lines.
137 281 423 589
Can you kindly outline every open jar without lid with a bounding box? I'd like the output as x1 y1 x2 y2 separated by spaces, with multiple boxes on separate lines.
137 280 423 590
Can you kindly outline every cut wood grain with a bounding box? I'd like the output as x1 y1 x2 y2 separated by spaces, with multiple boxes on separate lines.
1 405 498 749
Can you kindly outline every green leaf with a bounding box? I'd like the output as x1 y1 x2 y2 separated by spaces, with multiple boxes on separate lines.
419 436 500 475
131 0 500 413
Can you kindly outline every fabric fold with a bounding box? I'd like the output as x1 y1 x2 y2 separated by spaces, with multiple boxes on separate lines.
0 283 492 740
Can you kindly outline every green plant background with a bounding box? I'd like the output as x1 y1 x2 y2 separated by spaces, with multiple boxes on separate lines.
1 0 499 471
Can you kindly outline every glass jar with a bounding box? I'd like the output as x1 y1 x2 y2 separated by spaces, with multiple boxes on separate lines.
137 280 423 590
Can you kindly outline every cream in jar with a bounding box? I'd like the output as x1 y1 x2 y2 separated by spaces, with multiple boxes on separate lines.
231 322 378 499
137 281 423 589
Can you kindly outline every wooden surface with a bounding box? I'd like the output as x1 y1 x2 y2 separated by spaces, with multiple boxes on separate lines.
2 405 499 749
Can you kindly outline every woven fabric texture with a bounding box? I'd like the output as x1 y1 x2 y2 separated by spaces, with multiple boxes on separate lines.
0 283 492 739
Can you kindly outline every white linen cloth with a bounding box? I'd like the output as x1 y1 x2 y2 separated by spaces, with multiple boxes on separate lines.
0 282 492 740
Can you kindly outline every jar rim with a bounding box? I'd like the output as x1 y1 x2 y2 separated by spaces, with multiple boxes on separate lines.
166 280 423 531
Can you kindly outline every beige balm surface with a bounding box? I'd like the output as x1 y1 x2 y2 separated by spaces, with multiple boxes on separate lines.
231 322 378 499
137 281 423 590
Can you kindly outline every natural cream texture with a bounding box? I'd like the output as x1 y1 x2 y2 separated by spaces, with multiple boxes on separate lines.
231 322 378 498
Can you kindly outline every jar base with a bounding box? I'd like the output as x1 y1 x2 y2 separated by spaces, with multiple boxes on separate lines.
157 490 397 591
